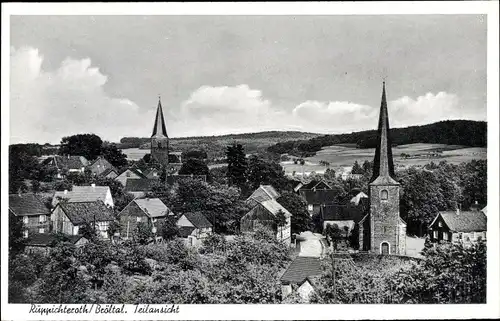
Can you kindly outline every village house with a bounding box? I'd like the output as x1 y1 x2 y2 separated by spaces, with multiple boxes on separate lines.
241 199 292 243
176 212 213 246
166 174 207 186
245 185 281 208
119 198 174 240
42 155 89 178
293 179 332 194
124 178 157 198
87 156 117 176
9 193 51 238
51 200 115 239
115 167 147 186
99 168 119 180
24 234 88 254
428 209 487 244
319 204 365 233
299 189 338 216
52 184 114 208
143 168 161 179
280 256 322 302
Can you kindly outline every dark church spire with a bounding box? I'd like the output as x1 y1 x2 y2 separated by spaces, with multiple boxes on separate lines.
370 82 399 185
151 97 168 138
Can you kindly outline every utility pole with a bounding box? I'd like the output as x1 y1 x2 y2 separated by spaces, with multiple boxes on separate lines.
331 250 337 303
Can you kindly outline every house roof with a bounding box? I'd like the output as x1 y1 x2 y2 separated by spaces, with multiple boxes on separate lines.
124 178 156 192
437 211 487 232
482 206 487 216
260 199 292 218
9 193 50 216
50 155 89 170
53 185 111 206
280 256 322 284
320 204 364 223
246 185 280 204
58 201 114 225
166 174 207 185
178 226 196 238
302 180 332 190
117 167 147 179
25 233 85 247
100 167 118 177
133 198 172 218
350 192 368 206
183 212 213 229
299 189 338 205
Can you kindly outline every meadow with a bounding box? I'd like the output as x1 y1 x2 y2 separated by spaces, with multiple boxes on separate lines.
281 143 487 175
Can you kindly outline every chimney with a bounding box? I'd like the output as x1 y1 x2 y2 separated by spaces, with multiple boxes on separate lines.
91 183 96 188
64 189 68 195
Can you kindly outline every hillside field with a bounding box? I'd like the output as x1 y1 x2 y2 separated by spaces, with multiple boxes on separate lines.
281 143 487 175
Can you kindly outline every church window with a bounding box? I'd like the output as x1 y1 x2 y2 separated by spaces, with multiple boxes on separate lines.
381 190 388 201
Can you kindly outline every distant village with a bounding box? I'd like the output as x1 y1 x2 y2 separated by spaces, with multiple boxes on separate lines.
9 82 487 303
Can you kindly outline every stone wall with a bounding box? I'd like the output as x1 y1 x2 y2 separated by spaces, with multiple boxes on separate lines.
370 184 401 254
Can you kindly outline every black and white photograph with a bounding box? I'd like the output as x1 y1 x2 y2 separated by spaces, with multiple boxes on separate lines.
2 2 499 320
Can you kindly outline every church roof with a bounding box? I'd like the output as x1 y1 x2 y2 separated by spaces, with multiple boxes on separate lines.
151 98 168 138
369 82 399 186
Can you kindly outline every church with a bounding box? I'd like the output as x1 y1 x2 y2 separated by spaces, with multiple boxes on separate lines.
150 98 182 170
358 82 407 255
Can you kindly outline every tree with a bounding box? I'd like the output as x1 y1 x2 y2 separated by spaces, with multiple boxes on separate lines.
107 220 121 241
275 210 287 241
324 224 343 251
59 134 103 161
351 161 363 174
9 213 25 257
101 144 128 169
226 143 247 187
134 222 154 245
183 150 208 160
79 222 98 242
277 192 311 234
178 158 210 180
159 217 179 241
246 155 290 192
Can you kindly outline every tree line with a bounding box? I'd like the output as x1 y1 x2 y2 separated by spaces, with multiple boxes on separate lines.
267 120 487 157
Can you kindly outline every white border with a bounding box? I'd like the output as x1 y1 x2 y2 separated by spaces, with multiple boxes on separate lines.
2 2 499 320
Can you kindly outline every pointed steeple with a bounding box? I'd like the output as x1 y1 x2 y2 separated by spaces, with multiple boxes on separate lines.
151 97 168 138
370 82 399 185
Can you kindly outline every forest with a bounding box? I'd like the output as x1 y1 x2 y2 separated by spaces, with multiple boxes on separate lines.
267 120 487 156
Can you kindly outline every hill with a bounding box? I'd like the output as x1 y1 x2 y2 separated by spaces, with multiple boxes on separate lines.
267 120 487 157
119 131 321 159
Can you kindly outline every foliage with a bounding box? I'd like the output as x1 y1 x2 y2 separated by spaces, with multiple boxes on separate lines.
226 143 248 187
178 158 210 180
158 217 180 241
182 150 208 160
101 144 128 169
9 212 25 256
324 224 344 251
246 155 291 192
267 120 486 157
59 134 104 161
351 161 363 174
134 222 154 245
277 192 311 234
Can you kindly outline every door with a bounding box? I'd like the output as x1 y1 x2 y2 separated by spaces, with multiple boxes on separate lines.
381 242 389 255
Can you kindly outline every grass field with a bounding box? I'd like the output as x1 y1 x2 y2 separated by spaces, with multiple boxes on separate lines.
281 143 487 175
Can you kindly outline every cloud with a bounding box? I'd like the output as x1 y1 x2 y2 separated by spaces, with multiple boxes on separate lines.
10 46 154 144
176 84 298 136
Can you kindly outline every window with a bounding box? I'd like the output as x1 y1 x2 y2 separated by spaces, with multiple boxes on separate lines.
438 222 442 228
152 218 157 223
39 215 46 223
152 227 157 234
443 233 449 241
433 230 438 239
39 228 45 234
136 217 142 223
126 171 131 177
23 230 28 238
97 164 101 168
307 204 313 211
381 190 388 201
458 232 463 240
23 216 29 224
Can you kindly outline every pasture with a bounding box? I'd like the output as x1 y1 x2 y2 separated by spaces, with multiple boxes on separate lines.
281 143 487 175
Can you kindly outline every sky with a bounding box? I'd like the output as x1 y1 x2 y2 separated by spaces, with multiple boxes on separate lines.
9 15 487 144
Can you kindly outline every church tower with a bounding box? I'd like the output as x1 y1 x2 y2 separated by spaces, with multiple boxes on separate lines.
368 82 406 255
151 98 169 167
